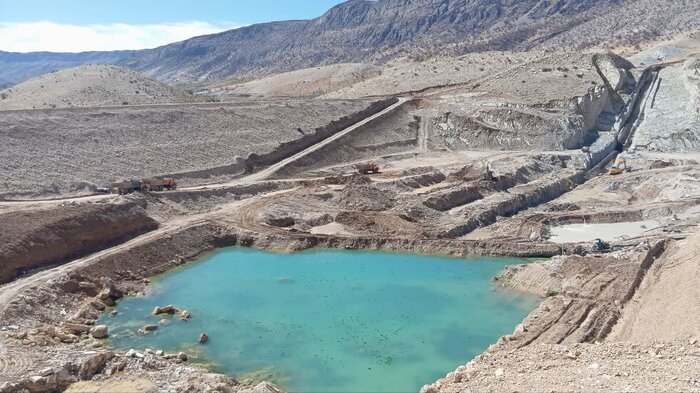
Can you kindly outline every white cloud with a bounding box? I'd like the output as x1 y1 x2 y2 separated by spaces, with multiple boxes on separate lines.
0 21 241 53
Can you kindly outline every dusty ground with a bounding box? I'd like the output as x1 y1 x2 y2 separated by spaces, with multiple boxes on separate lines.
0 99 372 199
0 50 698 393
206 63 382 98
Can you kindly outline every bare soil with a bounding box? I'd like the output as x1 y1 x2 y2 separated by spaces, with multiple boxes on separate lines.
1 51 699 393
0 99 371 199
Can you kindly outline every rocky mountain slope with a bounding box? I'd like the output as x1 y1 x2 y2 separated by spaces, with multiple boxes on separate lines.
1 0 698 86
0 64 197 110
119 0 700 83
0 50 135 87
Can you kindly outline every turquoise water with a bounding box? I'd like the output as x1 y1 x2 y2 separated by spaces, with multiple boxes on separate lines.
102 248 540 393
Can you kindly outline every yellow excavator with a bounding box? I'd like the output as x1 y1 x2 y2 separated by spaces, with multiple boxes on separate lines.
608 157 630 175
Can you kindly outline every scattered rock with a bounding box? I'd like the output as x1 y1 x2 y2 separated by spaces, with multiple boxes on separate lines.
89 299 107 311
78 282 99 296
420 384 438 393
159 319 171 325
79 351 115 379
177 352 188 361
180 310 192 320
199 332 209 344
251 381 282 393
495 368 505 377
90 325 108 339
63 323 91 334
141 324 158 333
96 288 112 301
153 305 177 315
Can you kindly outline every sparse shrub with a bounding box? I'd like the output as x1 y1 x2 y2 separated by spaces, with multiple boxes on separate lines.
122 101 129 105
541 67 553 72
0 93 6 100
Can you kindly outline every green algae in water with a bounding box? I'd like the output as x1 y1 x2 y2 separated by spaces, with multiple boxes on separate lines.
102 248 540 393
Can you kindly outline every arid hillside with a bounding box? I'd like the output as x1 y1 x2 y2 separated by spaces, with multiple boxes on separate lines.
0 64 198 110
206 63 382 98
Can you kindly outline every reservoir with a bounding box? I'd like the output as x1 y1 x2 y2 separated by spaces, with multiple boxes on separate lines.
102 248 540 392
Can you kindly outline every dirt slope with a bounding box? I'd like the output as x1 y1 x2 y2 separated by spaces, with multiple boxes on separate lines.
608 232 700 342
0 99 371 199
0 64 198 110
0 200 158 284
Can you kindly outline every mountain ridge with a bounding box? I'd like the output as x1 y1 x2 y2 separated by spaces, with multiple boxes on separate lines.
1 0 698 86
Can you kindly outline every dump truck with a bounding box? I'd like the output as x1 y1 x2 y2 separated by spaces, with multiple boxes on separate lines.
357 162 380 174
111 179 149 194
111 178 178 194
147 178 178 191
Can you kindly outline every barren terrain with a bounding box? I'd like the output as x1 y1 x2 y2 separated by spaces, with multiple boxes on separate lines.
0 99 373 199
0 42 699 393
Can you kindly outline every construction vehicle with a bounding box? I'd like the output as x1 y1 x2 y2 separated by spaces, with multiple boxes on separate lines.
357 162 380 175
147 178 178 191
111 179 149 194
111 178 177 194
608 157 630 175
482 165 496 181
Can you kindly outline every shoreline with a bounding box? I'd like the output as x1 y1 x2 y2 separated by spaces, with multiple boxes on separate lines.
0 221 560 392
0 210 694 392
100 245 540 392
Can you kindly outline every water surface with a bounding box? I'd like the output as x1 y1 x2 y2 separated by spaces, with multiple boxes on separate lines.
103 248 539 392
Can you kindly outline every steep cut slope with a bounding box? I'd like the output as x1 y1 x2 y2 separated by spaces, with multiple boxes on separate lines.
0 64 198 110
119 0 700 83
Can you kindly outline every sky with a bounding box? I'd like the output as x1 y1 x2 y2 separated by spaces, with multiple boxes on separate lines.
0 0 346 53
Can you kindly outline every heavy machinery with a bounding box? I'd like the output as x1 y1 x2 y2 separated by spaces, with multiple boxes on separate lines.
147 177 178 191
111 178 177 194
482 165 496 181
357 162 380 175
111 179 149 194
608 157 630 175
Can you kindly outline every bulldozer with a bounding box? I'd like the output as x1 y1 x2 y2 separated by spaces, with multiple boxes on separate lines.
608 157 630 175
357 162 380 175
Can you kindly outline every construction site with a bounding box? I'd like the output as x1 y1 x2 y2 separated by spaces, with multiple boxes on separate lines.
0 39 699 392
